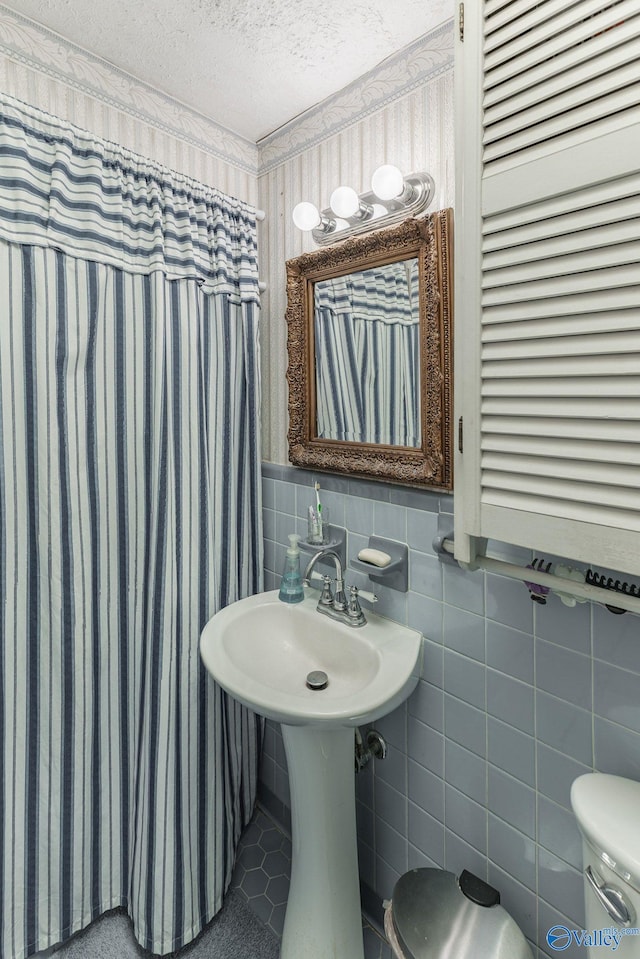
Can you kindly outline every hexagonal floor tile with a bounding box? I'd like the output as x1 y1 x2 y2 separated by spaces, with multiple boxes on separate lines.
241 867 269 899
268 901 287 938
260 828 284 853
238 842 266 871
265 875 290 907
263 849 289 878
247 893 273 926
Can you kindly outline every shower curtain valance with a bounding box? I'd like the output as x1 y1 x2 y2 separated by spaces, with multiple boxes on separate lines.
0 93 260 303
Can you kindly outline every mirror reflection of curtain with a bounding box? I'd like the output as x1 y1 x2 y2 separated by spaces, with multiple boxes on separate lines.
314 260 421 447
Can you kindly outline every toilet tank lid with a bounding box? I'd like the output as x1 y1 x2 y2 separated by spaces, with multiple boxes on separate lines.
571 773 640 890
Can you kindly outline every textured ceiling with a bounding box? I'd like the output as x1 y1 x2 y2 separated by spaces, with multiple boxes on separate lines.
5 0 453 141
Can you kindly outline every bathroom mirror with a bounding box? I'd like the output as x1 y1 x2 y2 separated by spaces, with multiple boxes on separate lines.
285 210 453 488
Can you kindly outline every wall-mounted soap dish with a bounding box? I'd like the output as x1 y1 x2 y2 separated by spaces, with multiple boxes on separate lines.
350 536 408 592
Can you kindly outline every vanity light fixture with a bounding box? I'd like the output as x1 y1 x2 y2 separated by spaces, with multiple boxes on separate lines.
371 164 415 203
329 186 373 222
291 200 336 236
292 166 435 246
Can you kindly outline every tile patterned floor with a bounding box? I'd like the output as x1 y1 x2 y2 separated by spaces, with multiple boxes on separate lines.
230 807 292 939
231 805 393 958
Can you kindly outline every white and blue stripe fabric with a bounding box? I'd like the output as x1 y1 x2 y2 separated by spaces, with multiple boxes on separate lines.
0 94 259 303
0 94 263 958
314 260 421 446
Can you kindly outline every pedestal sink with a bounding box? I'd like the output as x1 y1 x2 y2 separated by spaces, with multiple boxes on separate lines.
200 588 423 959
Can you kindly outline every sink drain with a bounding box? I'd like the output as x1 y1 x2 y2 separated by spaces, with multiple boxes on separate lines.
306 670 329 690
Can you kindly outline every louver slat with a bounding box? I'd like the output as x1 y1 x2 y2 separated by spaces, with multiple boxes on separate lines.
484 35 640 123
482 288 640 324
483 376 638 397
482 264 639 305
482 330 640 359
483 1 640 168
483 454 640 490
483 347 639 370
481 471 639 514
484 0 607 57
484 17 640 110
482 397 640 420
483 62 639 148
482 417 639 443
483 219 640 268
482 313 640 341
485 112 640 173
481 493 640 534
483 94 640 162
484 1 636 79
483 174 640 238
482 239 640 285
484 0 553 31
482 434 640 467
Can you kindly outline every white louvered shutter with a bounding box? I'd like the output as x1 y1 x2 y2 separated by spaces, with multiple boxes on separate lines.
454 0 640 575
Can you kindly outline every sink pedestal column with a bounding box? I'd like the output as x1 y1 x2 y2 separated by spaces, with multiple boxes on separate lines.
280 724 364 959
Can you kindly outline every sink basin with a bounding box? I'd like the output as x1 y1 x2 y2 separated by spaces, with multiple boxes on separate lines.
200 586 423 959
199 588 423 727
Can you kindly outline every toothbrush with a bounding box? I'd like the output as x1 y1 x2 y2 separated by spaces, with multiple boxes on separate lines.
312 480 323 541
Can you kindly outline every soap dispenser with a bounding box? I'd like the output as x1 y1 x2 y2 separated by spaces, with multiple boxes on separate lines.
278 533 305 604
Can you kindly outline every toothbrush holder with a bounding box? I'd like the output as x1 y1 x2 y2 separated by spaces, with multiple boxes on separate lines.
307 507 330 545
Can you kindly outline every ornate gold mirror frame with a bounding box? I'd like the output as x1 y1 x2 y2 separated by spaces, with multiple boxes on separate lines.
285 209 453 489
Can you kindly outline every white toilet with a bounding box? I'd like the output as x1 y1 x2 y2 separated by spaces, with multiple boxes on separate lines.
571 773 640 957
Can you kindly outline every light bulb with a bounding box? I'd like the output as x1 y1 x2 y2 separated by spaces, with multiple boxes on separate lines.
371 164 405 201
292 201 321 231
329 186 360 219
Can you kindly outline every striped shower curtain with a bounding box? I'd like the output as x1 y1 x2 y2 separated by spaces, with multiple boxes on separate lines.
0 95 263 958
314 261 421 446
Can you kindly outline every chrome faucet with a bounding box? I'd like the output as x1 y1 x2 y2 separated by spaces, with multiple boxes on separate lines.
303 548 366 627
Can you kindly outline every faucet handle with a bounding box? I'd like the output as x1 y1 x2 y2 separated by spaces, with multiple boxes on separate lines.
318 575 334 607
347 585 367 626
